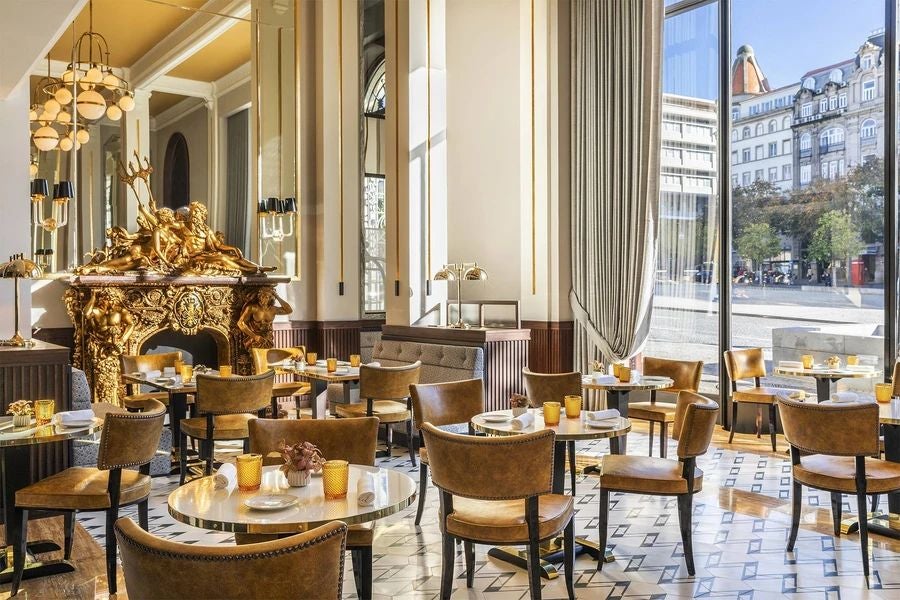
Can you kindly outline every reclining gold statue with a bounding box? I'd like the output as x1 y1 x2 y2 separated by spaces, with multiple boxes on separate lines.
78 153 274 276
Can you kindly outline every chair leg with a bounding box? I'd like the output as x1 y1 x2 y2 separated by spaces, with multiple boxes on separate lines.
563 518 576 600
105 506 120 595
729 401 738 443
179 431 188 485
567 440 577 495
64 511 76 559
385 424 393 454
871 494 879 513
597 488 609 572
755 406 762 438
648 421 655 457
526 529 542 600
659 422 668 459
359 545 373 600
138 500 149 531
406 420 417 467
464 541 475 588
11 509 29 597
440 534 455 600
768 404 777 452
857 487 870 581
787 480 802 552
350 549 361 594
676 493 695 576
415 463 428 526
830 492 842 536
205 440 214 476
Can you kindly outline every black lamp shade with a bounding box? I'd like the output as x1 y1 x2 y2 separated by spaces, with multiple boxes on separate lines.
257 198 268 213
266 197 279 213
52 183 60 200
31 179 49 198
56 181 75 200
283 197 297 213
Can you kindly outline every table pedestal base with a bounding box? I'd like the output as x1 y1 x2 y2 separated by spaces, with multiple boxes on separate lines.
841 511 900 538
487 537 614 579
0 541 75 584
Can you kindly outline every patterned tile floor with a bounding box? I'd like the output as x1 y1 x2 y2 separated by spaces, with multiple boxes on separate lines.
77 432 900 599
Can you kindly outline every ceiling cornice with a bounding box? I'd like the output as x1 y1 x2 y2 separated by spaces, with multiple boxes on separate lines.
152 95 207 131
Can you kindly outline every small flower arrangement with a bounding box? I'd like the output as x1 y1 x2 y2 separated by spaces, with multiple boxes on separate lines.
278 439 325 487
510 393 529 416
7 400 33 427
591 360 605 373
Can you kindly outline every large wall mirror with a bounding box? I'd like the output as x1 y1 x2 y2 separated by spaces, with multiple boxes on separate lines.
28 0 297 277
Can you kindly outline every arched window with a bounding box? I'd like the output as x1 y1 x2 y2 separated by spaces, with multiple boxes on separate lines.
768 119 777 133
163 133 189 209
731 128 738 141
802 76 816 90
828 68 843 84
754 123 763 136
742 126 751 139
362 59 387 314
863 77 877 101
782 116 791 129
861 118 877 139
821 127 844 145
799 132 812 151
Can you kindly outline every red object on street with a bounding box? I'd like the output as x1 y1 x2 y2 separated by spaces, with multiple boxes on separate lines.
851 259 864 286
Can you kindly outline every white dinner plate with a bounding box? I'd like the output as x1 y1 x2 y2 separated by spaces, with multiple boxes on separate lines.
154 377 176 384
481 414 513 423
585 419 618 430
641 376 671 383
56 420 94 428
244 494 299 511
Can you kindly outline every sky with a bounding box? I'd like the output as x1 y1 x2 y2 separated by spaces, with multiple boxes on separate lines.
664 0 884 99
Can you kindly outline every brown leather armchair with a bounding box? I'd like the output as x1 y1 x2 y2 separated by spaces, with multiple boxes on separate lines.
410 378 485 526
723 347 787 451
179 371 274 484
421 423 575 600
11 399 167 596
121 351 183 408
594 391 718 576
334 361 421 465
251 346 312 418
115 516 348 600
627 357 703 458
247 417 378 599
779 396 900 581
522 368 582 493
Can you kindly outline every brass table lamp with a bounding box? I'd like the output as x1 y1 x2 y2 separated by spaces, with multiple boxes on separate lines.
0 253 43 346
433 262 488 329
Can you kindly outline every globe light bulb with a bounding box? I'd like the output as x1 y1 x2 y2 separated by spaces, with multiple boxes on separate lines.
58 137 74 152
76 89 106 120
118 94 135 112
74 140 82 151
43 99 61 116
57 110 72 124
61 69 74 84
38 111 53 122
106 104 122 121
28 109 37 121
81 66 102 90
102 73 119 90
54 87 73 105
76 128 90 144
33 126 59 151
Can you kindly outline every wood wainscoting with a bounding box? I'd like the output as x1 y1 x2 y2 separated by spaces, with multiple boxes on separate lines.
523 320 574 373
273 319 384 358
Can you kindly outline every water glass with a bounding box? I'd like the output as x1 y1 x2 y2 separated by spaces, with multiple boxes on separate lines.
35 399 54 426
322 460 349 499
543 401 561 426
326 358 338 373
801 355 814 369
564 395 582 418
306 352 318 366
875 383 893 403
349 354 361 368
180 364 193 383
846 355 859 366
617 366 631 383
218 365 232 377
236 454 263 491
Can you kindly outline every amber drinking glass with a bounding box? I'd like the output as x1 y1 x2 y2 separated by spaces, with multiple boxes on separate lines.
612 363 621 378
174 359 185 373
876 383 893 403
349 354 361 368
543 401 561 426
35 399 54 426
617 366 631 383
847 355 859 366
564 395 582 419
218 365 232 377
801 355 814 369
306 352 318 366
322 460 349 499
236 454 263 491
326 358 338 373
180 364 194 383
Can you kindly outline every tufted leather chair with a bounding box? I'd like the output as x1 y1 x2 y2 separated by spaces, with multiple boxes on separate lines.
522 368 583 494
250 346 312 418
115 516 347 599
11 399 167 596
778 396 900 581
334 362 421 466
246 417 377 599
594 391 718 576
723 347 791 451
410 378 486 526
627 357 703 458
178 371 274 484
421 423 575 600
121 351 183 408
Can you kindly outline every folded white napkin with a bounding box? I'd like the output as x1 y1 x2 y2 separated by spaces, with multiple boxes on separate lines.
55 409 95 426
213 463 238 492
591 375 619 384
145 369 162 380
779 361 803 369
357 473 376 506
510 412 535 430
830 391 859 403
162 367 176 376
584 409 621 421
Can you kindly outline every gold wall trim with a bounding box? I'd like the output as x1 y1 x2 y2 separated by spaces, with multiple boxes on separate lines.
393 0 401 295
337 0 345 295
425 0 432 293
294 0 302 280
530 0 536 295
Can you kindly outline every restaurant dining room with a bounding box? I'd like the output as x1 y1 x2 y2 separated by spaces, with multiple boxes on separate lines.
3 0 900 598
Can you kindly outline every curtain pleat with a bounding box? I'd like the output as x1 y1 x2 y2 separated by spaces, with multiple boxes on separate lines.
570 0 663 371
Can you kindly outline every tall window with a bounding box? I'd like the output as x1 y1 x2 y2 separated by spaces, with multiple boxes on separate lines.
799 132 812 151
362 61 387 314
863 78 876 101
820 126 844 151
861 117 877 139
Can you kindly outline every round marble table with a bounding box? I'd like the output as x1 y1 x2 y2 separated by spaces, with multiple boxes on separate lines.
168 464 416 534
773 365 881 402
580 375 673 454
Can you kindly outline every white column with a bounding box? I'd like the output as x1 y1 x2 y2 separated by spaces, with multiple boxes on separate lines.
206 98 220 227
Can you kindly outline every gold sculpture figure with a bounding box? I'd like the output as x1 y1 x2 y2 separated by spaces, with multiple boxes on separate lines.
76 155 273 276
237 288 292 348
83 288 135 352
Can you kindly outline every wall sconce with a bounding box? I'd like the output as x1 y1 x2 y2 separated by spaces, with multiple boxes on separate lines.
433 262 488 329
30 178 71 273
257 196 297 242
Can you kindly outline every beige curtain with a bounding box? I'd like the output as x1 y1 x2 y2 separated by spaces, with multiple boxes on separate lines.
570 0 662 370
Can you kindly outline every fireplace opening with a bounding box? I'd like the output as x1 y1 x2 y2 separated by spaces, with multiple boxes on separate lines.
140 329 224 368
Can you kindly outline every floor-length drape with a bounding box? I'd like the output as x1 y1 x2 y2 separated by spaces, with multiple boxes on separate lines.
570 0 662 370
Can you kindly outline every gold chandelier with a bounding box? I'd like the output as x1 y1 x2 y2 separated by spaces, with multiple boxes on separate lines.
29 58 90 152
